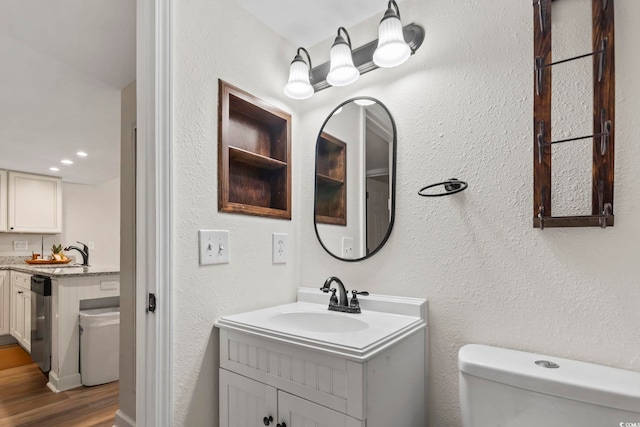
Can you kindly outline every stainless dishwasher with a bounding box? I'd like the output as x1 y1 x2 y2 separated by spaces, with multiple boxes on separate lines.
31 275 52 373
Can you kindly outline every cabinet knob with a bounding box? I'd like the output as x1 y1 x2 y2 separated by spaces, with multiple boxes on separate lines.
18 291 23 294
263 416 273 425
277 423 286 427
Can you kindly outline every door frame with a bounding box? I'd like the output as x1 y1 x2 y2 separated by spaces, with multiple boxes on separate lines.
136 0 173 425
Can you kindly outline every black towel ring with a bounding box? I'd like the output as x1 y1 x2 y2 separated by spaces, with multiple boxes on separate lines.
418 179 468 197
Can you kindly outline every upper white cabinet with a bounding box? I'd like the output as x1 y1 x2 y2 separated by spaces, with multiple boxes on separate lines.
0 171 7 232
7 171 62 234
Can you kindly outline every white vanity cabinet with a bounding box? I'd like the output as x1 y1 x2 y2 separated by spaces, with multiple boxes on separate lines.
10 271 31 352
220 368 361 427
7 171 62 233
0 171 7 232
217 289 427 427
0 271 8 336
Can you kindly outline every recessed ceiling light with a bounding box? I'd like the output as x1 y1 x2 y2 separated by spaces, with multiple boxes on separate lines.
50 167 60 172
76 151 88 157
60 159 74 165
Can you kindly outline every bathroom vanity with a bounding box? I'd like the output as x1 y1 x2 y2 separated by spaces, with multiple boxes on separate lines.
216 288 427 427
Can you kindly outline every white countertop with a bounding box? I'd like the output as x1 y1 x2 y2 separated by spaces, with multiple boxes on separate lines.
216 288 427 361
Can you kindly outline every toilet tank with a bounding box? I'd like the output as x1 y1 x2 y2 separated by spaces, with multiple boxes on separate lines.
458 344 640 427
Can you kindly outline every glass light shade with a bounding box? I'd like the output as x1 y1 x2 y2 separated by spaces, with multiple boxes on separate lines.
326 42 359 87
373 14 411 68
284 59 314 100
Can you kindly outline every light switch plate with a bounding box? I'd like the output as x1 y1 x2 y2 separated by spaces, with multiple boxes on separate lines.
199 230 230 265
272 233 287 264
342 237 354 259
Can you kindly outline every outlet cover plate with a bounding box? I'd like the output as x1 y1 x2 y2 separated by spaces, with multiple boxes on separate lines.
342 237 354 259
199 230 230 265
272 233 287 264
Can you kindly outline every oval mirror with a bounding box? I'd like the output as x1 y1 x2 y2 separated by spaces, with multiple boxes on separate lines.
314 97 396 261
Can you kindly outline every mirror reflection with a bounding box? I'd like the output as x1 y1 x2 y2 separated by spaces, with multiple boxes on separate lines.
314 97 396 261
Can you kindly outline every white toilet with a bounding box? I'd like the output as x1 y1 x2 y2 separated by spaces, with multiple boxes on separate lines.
458 344 640 427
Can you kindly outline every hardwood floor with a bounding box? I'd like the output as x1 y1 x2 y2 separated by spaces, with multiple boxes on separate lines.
0 346 32 371
0 363 118 427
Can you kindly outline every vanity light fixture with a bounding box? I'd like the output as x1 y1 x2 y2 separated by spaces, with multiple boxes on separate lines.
284 47 314 100
283 5 424 99
373 0 412 68
76 151 88 157
326 27 360 87
60 159 74 165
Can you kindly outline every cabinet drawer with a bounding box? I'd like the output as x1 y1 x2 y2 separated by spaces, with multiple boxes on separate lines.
11 272 31 290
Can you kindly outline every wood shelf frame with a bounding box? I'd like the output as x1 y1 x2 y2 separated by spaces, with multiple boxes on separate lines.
532 0 615 229
315 132 347 226
218 80 292 220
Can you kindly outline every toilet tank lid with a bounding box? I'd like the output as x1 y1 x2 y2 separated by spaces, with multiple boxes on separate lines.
458 344 640 413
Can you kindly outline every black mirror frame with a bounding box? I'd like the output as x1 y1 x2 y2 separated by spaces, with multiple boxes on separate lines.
313 96 397 262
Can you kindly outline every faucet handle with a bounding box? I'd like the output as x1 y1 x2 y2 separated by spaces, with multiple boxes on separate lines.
329 289 338 305
350 290 369 309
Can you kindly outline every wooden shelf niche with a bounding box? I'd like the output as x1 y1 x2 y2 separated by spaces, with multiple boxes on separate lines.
315 132 347 225
218 80 292 219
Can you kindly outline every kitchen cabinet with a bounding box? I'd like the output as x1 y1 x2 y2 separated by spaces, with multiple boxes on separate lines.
10 271 31 352
0 171 7 232
0 272 8 336
7 171 62 234
220 369 360 427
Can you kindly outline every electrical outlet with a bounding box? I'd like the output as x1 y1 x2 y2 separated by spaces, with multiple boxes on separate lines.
100 281 119 291
342 237 354 259
199 230 230 265
88 241 95 250
272 233 287 264
13 241 28 251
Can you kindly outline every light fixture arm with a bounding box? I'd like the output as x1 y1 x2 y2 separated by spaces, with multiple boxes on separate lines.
310 23 424 92
297 47 313 72
337 26 352 48
388 0 401 19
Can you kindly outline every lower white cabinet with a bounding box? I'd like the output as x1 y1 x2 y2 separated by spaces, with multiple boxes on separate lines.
218 327 425 427
220 369 361 427
10 271 31 352
0 170 7 232
0 272 8 335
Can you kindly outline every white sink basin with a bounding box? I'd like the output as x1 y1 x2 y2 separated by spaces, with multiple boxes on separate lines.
216 288 427 360
268 311 369 333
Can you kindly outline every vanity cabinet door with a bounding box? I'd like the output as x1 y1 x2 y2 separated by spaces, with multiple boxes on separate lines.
220 369 277 427
9 280 31 352
278 391 364 427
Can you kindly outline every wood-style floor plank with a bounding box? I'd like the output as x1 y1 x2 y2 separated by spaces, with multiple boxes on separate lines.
0 363 117 427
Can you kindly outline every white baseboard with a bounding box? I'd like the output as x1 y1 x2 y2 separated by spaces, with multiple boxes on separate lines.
114 409 136 427
47 371 82 392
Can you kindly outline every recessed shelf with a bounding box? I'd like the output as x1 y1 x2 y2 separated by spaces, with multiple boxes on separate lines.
315 132 346 226
229 146 287 170
219 80 292 219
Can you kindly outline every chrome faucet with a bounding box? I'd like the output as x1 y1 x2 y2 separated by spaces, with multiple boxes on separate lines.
320 276 368 314
64 241 90 266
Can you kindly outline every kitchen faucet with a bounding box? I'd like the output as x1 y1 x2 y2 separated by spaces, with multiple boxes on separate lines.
64 241 90 266
320 276 368 314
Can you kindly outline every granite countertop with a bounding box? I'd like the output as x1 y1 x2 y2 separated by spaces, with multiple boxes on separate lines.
0 263 119 278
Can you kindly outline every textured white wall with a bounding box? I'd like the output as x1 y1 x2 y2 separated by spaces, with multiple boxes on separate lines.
173 0 640 426
296 1 640 426
173 1 298 425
